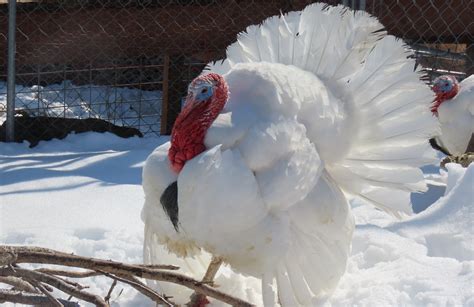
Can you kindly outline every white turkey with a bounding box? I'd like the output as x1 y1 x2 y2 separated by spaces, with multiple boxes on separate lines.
430 74 474 156
142 3 439 305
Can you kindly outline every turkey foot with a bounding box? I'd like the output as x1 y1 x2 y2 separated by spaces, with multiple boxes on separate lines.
187 256 223 307
441 152 474 169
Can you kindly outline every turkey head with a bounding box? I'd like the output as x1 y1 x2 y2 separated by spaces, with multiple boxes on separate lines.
161 73 228 231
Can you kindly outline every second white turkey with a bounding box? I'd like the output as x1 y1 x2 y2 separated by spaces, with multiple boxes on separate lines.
431 74 474 156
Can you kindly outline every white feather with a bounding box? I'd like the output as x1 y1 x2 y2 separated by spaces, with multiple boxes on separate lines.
143 3 440 306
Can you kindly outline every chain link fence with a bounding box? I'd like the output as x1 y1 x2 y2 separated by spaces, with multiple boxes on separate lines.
366 0 472 79
0 0 472 143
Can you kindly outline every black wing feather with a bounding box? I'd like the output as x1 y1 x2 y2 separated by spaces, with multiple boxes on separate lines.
160 181 179 231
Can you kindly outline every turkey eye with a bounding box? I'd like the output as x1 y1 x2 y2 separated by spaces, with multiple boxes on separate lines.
201 88 208 94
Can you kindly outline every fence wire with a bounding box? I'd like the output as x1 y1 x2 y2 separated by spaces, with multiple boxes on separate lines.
0 0 472 142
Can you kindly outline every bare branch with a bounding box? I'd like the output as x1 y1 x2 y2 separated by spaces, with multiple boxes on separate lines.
0 245 253 306
29 280 64 307
0 267 108 307
0 246 178 271
53 275 88 290
0 290 80 306
0 251 16 267
38 282 54 292
142 264 180 270
36 268 101 278
99 270 174 306
104 279 117 303
0 276 39 293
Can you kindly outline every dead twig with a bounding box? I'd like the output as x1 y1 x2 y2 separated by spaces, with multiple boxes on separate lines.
99 270 174 306
104 279 117 303
52 275 88 290
0 289 80 306
29 279 64 307
0 276 39 293
0 251 17 267
0 246 178 271
37 269 89 290
0 267 108 307
0 245 253 307
36 268 101 278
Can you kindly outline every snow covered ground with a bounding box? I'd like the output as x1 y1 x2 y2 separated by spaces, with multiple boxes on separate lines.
1 132 472 306
0 81 162 135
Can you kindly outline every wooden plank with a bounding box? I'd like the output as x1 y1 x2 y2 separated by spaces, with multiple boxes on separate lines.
0 1 40 4
467 44 474 76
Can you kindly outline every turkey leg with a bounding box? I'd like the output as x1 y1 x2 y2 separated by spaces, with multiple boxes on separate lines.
188 256 223 306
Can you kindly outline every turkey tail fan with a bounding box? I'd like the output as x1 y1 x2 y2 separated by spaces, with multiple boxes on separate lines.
327 35 438 215
206 4 384 82
206 3 438 216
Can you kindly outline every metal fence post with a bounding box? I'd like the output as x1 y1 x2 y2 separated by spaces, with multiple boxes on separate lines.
160 54 170 135
6 0 17 142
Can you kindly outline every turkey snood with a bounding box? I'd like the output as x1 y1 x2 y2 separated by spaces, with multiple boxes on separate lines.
160 73 228 231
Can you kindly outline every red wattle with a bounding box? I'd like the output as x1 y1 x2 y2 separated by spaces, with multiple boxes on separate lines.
168 73 228 173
